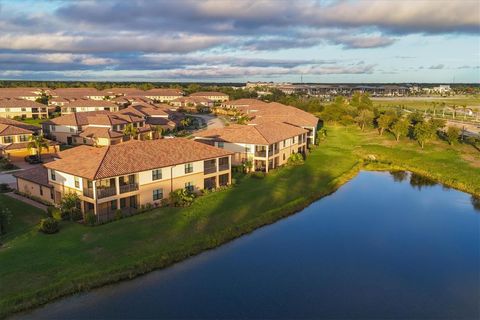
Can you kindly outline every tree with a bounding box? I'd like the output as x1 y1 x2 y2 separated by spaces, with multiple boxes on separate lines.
180 118 191 128
377 114 395 136
445 126 460 145
123 123 138 139
355 109 374 131
390 119 410 141
27 134 49 160
413 121 435 149
59 192 81 221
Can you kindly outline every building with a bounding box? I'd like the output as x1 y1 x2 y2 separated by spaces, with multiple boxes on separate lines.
14 166 55 204
170 96 214 111
190 91 229 102
51 88 109 101
194 122 308 172
42 111 154 146
0 87 44 101
60 99 120 114
143 88 183 102
24 138 232 221
221 99 320 145
0 98 50 119
117 103 182 131
0 117 58 160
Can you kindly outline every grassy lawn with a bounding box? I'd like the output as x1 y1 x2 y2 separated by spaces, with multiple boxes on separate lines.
18 118 45 127
0 126 478 317
372 95 480 111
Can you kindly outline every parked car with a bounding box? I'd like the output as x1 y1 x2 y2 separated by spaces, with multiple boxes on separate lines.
24 155 43 164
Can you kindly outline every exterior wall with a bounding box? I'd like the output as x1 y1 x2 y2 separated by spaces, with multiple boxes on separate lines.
0 108 48 119
16 178 54 204
61 105 119 114
145 95 182 102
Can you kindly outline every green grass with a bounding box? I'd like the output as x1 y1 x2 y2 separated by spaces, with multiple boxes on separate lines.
0 125 478 318
18 118 44 127
372 95 480 111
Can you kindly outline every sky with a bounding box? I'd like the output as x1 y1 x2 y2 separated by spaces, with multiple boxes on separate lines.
0 0 479 83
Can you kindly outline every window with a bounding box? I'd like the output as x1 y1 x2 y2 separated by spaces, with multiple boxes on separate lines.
283 140 286 148
185 163 193 174
74 177 80 188
152 169 162 180
217 142 224 148
19 135 29 142
3 136 13 143
50 170 56 181
21 108 26 112
5 108 10 112
39 187 43 196
185 182 194 192
51 125 56 132
219 174 229 187
110 200 117 210
245 146 251 153
153 188 163 200
283 153 286 161
292 137 296 144
70 127 75 133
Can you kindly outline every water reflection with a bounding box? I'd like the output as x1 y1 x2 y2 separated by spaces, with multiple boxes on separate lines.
472 196 480 212
390 170 408 182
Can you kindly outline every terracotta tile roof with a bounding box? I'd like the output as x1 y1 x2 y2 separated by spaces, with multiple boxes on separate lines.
45 138 233 180
79 127 124 139
0 124 33 136
0 117 40 131
0 98 46 108
86 113 143 126
172 96 213 104
44 111 109 126
194 122 308 145
145 88 183 96
190 91 228 97
61 99 117 108
0 88 43 98
52 88 104 98
13 166 51 188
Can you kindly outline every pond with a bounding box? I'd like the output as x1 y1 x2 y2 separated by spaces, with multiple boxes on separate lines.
15 171 480 319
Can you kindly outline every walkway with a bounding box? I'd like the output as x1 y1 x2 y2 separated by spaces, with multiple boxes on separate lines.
4 192 48 211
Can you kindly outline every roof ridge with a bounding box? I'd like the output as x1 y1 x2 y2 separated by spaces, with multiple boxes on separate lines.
93 146 111 180
252 125 270 145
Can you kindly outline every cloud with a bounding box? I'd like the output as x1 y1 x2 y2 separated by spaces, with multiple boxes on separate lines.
428 64 445 69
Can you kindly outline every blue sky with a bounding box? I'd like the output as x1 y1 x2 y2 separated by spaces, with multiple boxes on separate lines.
0 0 478 83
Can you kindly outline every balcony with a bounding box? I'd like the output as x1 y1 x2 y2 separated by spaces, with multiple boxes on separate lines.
120 183 139 194
83 188 94 198
204 165 217 174
96 187 117 199
255 150 267 157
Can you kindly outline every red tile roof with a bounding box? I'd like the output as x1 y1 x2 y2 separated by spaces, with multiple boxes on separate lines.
45 138 232 180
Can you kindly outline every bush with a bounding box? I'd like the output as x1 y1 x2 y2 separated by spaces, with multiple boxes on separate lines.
169 189 195 207
85 212 96 226
39 218 59 234
250 171 266 179
115 209 123 220
287 153 304 166
70 209 83 221
47 206 62 220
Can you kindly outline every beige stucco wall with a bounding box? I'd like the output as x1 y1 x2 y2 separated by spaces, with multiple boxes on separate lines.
17 178 54 204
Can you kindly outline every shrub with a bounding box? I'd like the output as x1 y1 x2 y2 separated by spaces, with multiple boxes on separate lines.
169 189 195 207
115 209 123 220
250 172 266 179
85 212 96 226
145 202 153 210
47 206 62 220
287 153 304 166
39 218 59 234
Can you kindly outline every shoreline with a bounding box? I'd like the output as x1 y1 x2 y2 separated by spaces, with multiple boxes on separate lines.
5 159 479 319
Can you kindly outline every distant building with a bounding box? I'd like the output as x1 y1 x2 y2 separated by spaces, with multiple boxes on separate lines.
190 91 229 102
0 98 50 119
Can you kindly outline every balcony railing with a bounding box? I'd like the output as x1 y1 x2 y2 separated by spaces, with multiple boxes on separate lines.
255 150 267 157
120 183 139 194
219 164 229 171
96 187 117 199
204 165 217 174
83 188 94 198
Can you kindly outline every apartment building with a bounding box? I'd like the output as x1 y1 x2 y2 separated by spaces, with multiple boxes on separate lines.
0 87 44 101
42 111 153 146
51 88 109 101
34 138 232 221
194 122 308 172
0 117 58 160
171 96 214 110
143 88 183 102
0 98 50 119
60 99 120 114
221 99 320 145
190 91 229 102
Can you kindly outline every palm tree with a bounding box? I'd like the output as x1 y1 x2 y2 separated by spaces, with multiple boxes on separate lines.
27 134 49 160
123 124 138 140
180 118 190 128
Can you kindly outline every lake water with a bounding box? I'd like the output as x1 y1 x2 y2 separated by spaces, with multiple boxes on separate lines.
16 171 480 319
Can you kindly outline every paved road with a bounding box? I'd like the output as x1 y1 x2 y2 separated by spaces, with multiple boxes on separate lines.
0 171 18 189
